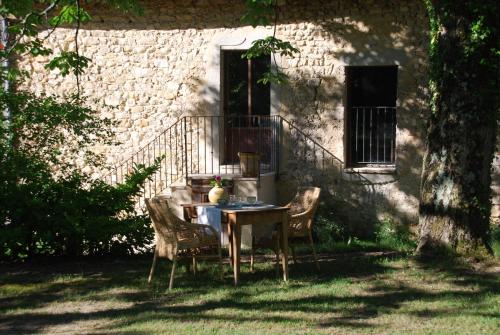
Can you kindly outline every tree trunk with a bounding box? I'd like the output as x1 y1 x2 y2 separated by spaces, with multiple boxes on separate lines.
418 1 499 256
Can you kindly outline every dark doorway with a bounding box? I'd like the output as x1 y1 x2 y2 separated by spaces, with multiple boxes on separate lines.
345 66 398 167
223 50 271 163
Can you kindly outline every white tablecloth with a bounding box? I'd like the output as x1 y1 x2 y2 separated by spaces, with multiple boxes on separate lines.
196 205 227 245
196 206 221 232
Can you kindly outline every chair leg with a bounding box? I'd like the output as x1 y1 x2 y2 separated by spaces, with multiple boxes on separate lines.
274 234 280 277
217 243 224 280
148 250 158 284
290 245 297 265
192 256 197 276
309 231 320 270
169 255 177 290
250 236 255 273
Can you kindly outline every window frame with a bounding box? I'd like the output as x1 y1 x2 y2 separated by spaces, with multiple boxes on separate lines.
344 65 398 169
222 50 271 119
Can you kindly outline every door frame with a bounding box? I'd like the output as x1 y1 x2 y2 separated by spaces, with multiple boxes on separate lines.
203 28 280 167
222 50 272 163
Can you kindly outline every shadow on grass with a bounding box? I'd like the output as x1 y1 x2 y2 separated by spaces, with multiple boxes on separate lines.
414 253 500 295
1 253 498 334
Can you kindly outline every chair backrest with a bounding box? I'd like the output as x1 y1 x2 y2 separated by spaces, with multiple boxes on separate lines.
288 187 321 216
145 196 179 258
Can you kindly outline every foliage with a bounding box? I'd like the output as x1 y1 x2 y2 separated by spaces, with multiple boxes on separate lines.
243 36 299 59
0 0 141 82
418 0 500 254
424 0 499 119
45 51 91 77
314 213 347 245
209 175 226 187
242 35 299 84
241 0 299 84
373 219 416 252
0 161 158 260
240 0 275 26
0 0 157 261
489 225 500 259
314 213 415 253
1 91 114 167
0 90 159 260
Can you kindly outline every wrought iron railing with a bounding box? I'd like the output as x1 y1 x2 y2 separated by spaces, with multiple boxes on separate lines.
106 115 281 200
278 117 371 184
105 117 186 202
105 114 370 203
348 106 396 166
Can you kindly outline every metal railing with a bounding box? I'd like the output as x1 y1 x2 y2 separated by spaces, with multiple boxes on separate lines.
105 114 370 204
181 115 280 176
105 117 186 202
349 106 396 166
279 117 371 184
106 115 281 201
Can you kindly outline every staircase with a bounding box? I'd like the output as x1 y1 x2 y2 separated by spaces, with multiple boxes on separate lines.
105 115 370 207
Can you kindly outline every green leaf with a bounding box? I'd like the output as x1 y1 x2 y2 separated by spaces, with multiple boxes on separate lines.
50 4 91 26
241 0 275 27
256 69 288 85
98 0 144 15
28 40 52 57
45 52 90 77
242 36 299 59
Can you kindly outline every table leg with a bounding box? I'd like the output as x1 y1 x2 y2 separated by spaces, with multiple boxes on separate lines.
232 223 241 286
227 223 233 269
280 213 289 281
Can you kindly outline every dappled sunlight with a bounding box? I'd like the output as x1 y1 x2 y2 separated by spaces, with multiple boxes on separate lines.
18 0 431 234
1 255 498 334
4 1 498 333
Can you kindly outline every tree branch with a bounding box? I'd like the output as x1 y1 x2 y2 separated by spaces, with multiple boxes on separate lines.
271 0 279 76
3 0 62 59
74 0 81 96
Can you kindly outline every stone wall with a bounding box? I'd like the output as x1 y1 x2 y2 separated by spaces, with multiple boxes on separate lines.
19 0 431 229
275 0 429 228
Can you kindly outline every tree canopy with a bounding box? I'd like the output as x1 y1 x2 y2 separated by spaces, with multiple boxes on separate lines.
0 0 158 260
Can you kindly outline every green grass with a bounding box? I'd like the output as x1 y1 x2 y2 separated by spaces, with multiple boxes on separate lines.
491 225 500 259
314 217 417 255
1 252 498 335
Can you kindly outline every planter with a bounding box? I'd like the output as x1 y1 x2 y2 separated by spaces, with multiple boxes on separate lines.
208 186 227 204
238 152 260 177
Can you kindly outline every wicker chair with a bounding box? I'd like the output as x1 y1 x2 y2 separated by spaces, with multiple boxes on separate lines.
284 187 321 269
250 187 322 272
145 196 223 290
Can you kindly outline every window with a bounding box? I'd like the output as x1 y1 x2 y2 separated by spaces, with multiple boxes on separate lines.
345 66 397 167
223 50 270 122
222 50 271 163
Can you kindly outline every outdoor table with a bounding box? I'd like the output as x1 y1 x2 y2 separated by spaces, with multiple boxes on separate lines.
181 203 290 286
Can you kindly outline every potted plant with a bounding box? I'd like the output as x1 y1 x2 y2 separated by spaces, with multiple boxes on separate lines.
208 175 228 204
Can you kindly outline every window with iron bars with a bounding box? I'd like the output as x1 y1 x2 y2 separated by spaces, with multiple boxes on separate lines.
345 66 398 167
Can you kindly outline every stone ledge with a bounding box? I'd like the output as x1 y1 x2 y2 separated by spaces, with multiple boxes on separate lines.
344 166 397 175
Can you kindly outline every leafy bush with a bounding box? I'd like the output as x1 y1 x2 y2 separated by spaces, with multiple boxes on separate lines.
373 219 416 252
489 225 500 258
0 91 158 260
0 2 160 261
314 213 347 245
0 162 157 260
313 210 416 253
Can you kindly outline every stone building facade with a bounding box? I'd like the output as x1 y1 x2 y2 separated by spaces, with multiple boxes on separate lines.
20 0 435 233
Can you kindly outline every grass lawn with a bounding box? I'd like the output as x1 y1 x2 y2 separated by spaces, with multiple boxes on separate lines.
1 252 499 335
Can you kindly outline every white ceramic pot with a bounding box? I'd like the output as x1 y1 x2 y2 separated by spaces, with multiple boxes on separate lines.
208 186 226 204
